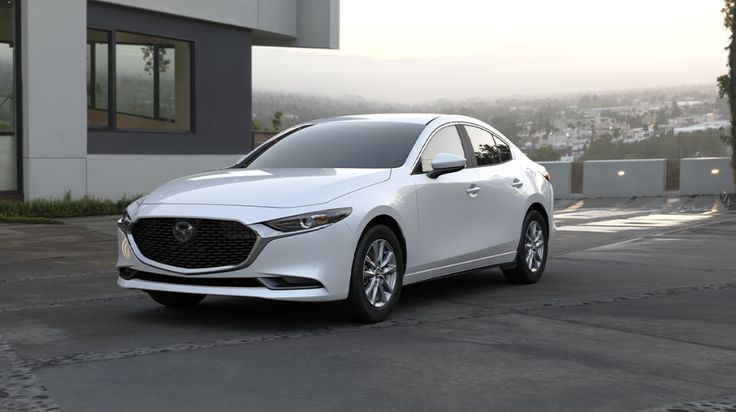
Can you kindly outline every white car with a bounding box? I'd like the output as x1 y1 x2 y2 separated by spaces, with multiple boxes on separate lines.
117 114 554 322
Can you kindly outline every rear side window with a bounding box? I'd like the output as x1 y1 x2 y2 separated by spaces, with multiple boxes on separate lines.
494 135 513 163
418 126 466 172
465 125 513 166
466 126 500 166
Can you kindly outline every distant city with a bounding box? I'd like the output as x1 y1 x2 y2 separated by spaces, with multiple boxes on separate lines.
252 84 731 162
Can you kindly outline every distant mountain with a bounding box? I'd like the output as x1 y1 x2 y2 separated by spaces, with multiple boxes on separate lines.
253 47 723 104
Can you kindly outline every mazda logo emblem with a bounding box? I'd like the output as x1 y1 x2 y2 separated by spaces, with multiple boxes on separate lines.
173 221 195 243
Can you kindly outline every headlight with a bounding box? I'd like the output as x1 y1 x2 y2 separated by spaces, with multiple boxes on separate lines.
264 208 352 233
117 197 144 233
117 209 133 233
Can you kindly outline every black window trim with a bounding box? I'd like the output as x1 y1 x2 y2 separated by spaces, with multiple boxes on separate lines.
459 123 515 168
86 26 195 134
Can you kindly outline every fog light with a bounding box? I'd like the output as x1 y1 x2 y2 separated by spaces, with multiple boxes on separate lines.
711 168 720 175
121 238 132 260
617 170 626 177
118 267 138 280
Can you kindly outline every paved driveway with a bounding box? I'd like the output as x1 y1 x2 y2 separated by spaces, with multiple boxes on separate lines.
0 196 735 411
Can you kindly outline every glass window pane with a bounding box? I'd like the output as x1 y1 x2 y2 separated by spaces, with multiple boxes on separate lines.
87 29 110 127
494 135 513 163
0 44 12 134
159 47 175 120
245 122 423 169
94 43 109 110
420 126 465 172
115 32 191 131
466 126 501 166
116 44 154 118
0 0 16 191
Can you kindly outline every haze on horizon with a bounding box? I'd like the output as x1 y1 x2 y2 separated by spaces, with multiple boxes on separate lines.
253 0 729 103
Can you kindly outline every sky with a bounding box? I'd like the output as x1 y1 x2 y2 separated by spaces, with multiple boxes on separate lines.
252 0 729 103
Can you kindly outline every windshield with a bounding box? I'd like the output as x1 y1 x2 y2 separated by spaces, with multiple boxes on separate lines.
242 121 424 169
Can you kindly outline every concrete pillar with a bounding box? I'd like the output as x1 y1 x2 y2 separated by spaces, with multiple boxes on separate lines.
22 0 87 199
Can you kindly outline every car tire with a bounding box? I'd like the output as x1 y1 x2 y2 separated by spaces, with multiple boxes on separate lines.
345 224 405 323
147 291 206 308
502 210 548 284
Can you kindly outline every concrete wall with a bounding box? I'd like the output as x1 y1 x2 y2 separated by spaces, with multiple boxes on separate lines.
22 0 88 199
86 155 242 199
584 159 667 198
680 158 735 195
539 161 572 199
101 0 339 49
539 157 734 199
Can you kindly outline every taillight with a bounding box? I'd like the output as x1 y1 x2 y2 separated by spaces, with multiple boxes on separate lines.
541 170 550 182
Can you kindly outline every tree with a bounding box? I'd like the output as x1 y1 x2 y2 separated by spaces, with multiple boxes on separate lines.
490 115 520 143
271 111 283 131
717 0 736 188
670 100 682 118
526 146 562 162
141 46 171 75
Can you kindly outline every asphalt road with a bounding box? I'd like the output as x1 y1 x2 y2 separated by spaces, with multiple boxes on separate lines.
0 196 735 412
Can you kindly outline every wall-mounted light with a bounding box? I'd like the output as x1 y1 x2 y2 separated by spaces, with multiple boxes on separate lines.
711 168 720 175
617 170 626 177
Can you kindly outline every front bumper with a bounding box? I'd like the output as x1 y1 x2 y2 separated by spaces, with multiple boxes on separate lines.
116 205 357 302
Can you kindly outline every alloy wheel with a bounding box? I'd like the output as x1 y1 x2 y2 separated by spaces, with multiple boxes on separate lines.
524 221 545 273
362 239 397 308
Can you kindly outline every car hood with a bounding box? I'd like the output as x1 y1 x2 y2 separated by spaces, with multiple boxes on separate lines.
142 168 391 208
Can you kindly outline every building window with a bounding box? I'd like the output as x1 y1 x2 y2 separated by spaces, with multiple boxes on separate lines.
0 4 13 136
0 0 17 192
87 30 110 127
87 29 191 131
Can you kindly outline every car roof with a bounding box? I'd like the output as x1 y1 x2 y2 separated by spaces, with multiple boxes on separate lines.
314 113 442 125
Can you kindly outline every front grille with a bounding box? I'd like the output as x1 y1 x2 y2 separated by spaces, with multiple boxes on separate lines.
131 218 257 269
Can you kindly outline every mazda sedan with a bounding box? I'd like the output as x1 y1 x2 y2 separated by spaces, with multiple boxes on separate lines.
117 114 554 322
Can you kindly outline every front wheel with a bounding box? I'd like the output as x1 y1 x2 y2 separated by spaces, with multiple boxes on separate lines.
147 290 205 308
502 210 548 284
345 225 404 323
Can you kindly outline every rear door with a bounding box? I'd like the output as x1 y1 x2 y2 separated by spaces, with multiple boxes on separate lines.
461 125 527 255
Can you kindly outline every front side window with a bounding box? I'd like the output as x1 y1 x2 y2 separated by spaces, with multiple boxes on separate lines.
419 126 466 172
242 121 424 169
87 29 191 131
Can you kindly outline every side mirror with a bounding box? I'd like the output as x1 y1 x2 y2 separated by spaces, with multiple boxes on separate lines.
427 153 466 179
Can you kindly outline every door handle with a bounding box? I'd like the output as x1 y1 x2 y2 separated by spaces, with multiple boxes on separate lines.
466 185 480 197
511 179 524 188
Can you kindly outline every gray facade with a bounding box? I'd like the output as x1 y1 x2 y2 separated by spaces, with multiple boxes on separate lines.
3 0 338 199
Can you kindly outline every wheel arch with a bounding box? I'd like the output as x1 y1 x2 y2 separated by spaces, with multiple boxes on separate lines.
362 214 408 269
526 202 550 232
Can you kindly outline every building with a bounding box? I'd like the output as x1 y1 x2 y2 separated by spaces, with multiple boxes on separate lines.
0 0 339 200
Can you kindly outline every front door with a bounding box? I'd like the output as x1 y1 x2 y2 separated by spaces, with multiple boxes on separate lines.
408 125 488 281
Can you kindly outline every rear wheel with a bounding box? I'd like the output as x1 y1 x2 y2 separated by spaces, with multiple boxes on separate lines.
147 290 205 308
345 225 404 323
502 210 548 284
